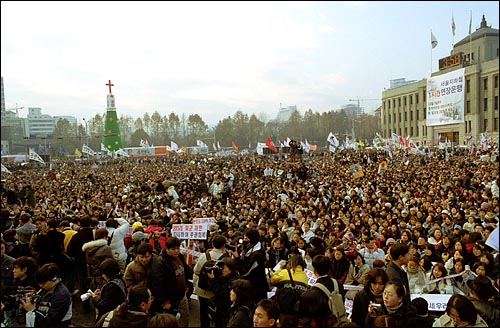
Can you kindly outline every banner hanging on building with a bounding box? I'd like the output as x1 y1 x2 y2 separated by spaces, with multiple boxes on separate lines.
426 68 465 126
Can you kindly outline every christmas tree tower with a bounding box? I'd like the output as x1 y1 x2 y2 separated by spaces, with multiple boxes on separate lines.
101 80 122 152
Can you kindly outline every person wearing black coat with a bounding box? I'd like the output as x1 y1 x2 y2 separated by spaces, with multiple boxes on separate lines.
226 279 255 328
231 228 269 303
351 268 389 327
91 258 127 323
67 216 94 297
150 237 192 327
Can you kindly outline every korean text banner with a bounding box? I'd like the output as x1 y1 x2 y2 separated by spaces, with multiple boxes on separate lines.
426 68 465 126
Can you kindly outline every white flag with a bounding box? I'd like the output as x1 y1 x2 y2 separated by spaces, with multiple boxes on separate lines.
82 144 97 156
327 132 339 147
140 139 149 148
1 163 11 174
431 31 438 49
217 142 222 151
115 148 130 157
29 148 45 164
171 141 179 152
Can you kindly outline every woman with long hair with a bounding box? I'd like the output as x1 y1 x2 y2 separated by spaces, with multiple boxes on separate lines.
427 263 453 294
328 246 350 284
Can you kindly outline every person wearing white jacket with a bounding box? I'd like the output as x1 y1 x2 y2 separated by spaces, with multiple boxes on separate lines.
105 217 130 271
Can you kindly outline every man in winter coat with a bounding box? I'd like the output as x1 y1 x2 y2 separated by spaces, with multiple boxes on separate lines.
151 236 192 327
193 234 228 327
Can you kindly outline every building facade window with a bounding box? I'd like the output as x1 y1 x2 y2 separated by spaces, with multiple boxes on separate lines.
495 75 498 89
466 100 471 114
484 119 488 132
494 118 498 131
466 79 470 93
416 94 419 104
484 78 488 90
484 98 488 111
416 110 419 120
495 95 498 110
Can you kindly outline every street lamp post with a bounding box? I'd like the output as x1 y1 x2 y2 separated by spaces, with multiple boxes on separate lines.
82 118 88 146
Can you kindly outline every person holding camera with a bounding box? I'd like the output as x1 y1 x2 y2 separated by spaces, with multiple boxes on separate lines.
20 263 72 328
230 227 268 303
205 256 238 328
193 234 228 328
365 280 418 328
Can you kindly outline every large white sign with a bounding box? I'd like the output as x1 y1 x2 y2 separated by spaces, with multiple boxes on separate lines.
426 68 465 126
171 224 207 240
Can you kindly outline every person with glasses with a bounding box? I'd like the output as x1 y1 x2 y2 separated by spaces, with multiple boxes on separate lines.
433 294 487 327
96 285 153 327
20 263 72 328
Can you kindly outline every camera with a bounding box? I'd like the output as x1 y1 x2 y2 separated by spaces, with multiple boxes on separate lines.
201 260 224 277
2 286 41 307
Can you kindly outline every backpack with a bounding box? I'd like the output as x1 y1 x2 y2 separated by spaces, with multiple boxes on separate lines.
197 250 226 290
313 279 347 323
273 269 308 314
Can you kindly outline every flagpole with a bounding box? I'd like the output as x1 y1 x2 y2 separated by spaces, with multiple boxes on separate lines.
430 29 433 75
469 11 472 64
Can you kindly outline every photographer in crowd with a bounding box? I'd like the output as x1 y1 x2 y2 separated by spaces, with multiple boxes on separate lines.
20 263 72 327
206 257 238 328
193 234 228 328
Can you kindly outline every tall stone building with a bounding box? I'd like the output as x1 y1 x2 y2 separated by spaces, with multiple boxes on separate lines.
381 15 499 145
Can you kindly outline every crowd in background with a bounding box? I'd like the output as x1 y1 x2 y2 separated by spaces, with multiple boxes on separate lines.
0 145 499 327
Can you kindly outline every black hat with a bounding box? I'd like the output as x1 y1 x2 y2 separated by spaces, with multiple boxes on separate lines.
467 275 495 299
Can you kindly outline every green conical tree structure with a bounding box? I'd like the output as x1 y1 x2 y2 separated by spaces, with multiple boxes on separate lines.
101 80 123 152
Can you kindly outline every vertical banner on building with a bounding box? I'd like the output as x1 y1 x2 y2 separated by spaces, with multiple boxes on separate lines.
426 68 465 126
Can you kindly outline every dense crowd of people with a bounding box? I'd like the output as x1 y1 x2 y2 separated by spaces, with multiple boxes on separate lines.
0 145 499 327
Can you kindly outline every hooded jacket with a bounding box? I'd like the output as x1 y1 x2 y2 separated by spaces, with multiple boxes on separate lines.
82 239 114 287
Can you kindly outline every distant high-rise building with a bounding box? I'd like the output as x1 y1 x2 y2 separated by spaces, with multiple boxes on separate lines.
389 78 417 89
276 105 297 122
341 103 364 117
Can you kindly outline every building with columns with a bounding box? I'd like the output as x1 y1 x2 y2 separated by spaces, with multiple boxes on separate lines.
381 15 499 146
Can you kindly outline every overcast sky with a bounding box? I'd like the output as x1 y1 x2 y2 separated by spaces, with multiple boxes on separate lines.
2 1 498 126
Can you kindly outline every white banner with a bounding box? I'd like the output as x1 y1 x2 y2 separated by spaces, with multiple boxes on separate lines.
426 68 465 126
411 293 451 312
171 224 207 240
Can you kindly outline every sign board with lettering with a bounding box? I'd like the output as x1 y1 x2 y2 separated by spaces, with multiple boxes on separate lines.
171 224 208 240
410 293 451 312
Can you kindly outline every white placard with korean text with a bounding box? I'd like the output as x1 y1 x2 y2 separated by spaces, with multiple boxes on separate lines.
172 224 208 240
411 293 451 312
426 68 465 126
192 217 215 233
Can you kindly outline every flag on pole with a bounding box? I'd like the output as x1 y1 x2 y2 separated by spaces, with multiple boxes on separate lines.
197 140 207 148
452 15 456 36
431 31 438 49
1 163 11 174
231 141 239 152
140 139 149 148
327 132 339 147
74 148 82 157
468 11 472 34
171 141 179 152
115 148 130 157
217 142 222 151
29 148 45 164
59 144 66 154
82 144 97 156
38 144 46 154
265 136 278 153
213 143 217 152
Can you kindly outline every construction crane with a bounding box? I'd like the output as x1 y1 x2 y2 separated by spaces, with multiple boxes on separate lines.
5 104 24 116
348 97 380 115
347 98 380 139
